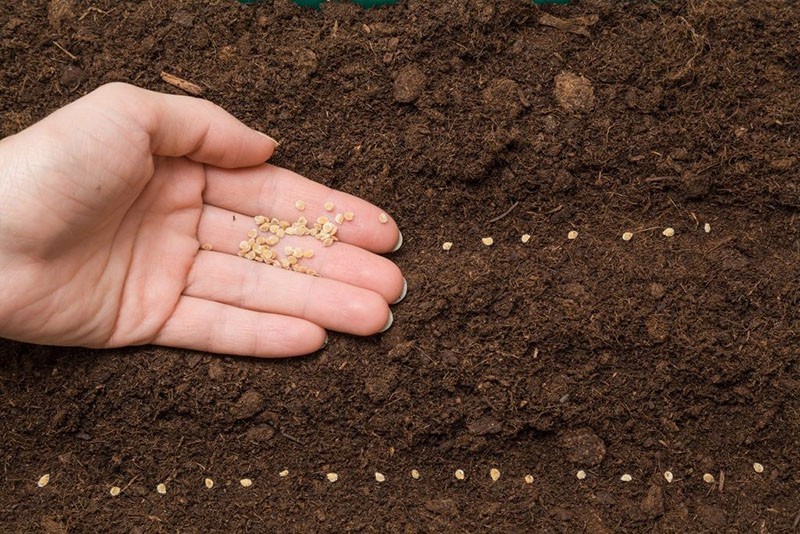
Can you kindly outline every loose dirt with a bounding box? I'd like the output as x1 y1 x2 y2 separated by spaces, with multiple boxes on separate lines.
2 0 799 531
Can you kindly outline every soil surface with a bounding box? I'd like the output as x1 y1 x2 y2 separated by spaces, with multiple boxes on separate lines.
2 0 800 532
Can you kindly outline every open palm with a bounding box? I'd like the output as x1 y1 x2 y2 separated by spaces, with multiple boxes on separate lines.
0 84 404 356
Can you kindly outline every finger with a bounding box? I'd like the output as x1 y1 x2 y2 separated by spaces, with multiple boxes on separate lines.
153 295 326 357
202 164 402 254
91 83 277 168
186 251 392 335
196 204 406 303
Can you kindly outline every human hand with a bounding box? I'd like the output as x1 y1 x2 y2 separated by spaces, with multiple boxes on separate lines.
0 83 404 357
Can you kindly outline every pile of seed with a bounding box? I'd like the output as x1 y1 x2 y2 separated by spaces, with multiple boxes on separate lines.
236 206 357 275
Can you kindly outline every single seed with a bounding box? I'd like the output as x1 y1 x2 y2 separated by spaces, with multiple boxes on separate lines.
37 474 50 488
322 222 334 234
288 256 298 265
255 215 266 224
620 473 632 482
204 478 214 489
521 234 531 243
266 236 279 246
442 242 453 251
662 227 675 237
239 240 251 251
292 248 303 258
279 470 289 477
259 223 270 232
302 249 314 259
324 201 335 212
375 472 386 483
344 212 355 221
245 251 256 260
454 469 465 480
156 483 167 494
524 475 534 484
247 229 258 239
378 212 389 224
256 236 266 245
490 468 501 482
622 232 634 241
753 462 764 473
335 213 345 224
664 471 674 483
276 228 285 238
109 486 121 497
576 470 587 480
323 237 334 247
237 250 246 257
702 473 715 483
411 469 420 480
567 230 579 240
285 246 294 256
240 478 253 488
704 222 711 233
326 472 338 483
306 268 318 276
481 237 494 246
201 243 213 251
295 200 305 211
317 216 329 225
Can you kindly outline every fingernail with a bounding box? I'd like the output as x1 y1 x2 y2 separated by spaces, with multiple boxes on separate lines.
379 311 394 333
391 231 403 253
258 131 280 147
391 278 407 305
320 334 329 349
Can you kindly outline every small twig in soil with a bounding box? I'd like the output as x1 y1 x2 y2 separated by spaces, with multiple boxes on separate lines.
160 71 204 96
792 509 800 529
488 201 519 224
52 41 78 61
718 469 725 492
280 431 304 445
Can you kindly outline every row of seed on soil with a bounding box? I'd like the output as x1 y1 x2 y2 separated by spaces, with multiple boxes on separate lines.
32 462 766 496
444 223 712 250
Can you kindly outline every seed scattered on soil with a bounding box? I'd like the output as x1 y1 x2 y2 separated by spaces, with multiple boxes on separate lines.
37 474 50 487
622 232 634 241
576 470 587 480
454 469 465 480
664 471 674 483
240 478 253 488
524 475 534 484
375 472 386 483
753 462 764 473
704 222 712 233
109 486 121 496
379 212 389 223
156 483 167 494
442 242 453 251
620 473 632 482
324 201 335 212
201 243 213 251
326 473 339 483
204 478 214 489
567 230 579 240
295 200 305 211
521 234 531 243
344 211 354 221
279 470 289 477
490 468 501 482
702 473 715 483
411 469 420 480
662 227 675 237
482 237 494 246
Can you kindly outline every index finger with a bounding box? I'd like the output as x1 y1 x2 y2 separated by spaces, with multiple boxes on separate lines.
202 164 402 254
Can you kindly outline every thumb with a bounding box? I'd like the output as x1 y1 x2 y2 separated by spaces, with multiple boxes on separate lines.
91 82 277 168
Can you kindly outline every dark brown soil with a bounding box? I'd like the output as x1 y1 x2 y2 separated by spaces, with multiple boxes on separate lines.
2 0 800 531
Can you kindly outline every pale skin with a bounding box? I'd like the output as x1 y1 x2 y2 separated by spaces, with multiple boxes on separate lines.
0 83 405 357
